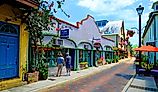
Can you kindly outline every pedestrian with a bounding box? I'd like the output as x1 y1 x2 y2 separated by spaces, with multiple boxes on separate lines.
56 52 64 77
65 52 72 76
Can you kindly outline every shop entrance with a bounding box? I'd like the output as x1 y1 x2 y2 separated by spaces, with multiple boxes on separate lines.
69 49 75 70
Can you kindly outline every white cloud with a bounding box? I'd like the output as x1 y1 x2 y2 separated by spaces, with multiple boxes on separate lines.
77 0 150 28
77 0 137 14
77 0 139 24
150 0 157 2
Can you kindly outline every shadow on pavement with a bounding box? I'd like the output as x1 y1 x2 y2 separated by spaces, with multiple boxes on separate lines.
48 78 56 81
115 73 133 80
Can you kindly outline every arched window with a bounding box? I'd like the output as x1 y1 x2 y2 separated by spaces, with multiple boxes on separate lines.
0 24 18 34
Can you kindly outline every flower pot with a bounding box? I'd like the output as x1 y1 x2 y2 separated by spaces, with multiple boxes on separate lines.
27 71 39 84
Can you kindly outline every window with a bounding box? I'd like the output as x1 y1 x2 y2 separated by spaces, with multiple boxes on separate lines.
156 5 158 10
150 28 152 40
97 22 101 26
57 39 63 45
0 23 18 34
102 22 106 26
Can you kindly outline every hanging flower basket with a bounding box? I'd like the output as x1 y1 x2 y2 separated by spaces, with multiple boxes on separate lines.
127 30 135 37
56 28 60 31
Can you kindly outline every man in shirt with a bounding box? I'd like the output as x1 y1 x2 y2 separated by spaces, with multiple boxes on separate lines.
56 53 64 77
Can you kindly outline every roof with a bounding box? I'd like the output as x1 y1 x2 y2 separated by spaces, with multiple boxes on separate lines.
101 36 115 42
101 20 123 34
16 0 38 8
152 1 158 9
53 15 95 29
142 11 158 38
55 17 78 28
76 15 94 27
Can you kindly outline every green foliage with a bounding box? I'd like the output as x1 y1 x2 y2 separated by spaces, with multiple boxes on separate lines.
114 55 119 62
141 54 148 62
112 46 119 52
106 59 112 63
20 0 69 79
37 50 48 80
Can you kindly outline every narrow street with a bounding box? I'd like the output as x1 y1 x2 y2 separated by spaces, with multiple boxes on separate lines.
42 61 135 92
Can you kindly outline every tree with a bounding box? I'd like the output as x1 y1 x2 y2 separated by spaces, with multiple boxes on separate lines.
21 0 69 79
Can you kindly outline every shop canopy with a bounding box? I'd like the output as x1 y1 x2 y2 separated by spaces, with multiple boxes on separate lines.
134 45 158 52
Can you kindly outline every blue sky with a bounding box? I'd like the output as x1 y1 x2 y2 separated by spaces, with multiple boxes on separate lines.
53 0 157 45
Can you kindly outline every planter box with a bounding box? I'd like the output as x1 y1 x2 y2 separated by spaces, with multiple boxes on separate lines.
97 61 103 66
27 71 39 84
80 64 88 70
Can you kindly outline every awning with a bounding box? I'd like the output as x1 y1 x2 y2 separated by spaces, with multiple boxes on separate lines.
134 45 158 52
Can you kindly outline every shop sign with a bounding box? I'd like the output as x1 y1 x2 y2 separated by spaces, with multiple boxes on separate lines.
92 37 101 43
60 29 69 39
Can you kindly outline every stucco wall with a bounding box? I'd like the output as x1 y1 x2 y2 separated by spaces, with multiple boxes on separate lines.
70 16 114 48
70 17 101 45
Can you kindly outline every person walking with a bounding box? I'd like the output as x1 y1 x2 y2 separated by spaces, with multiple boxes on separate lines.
56 53 64 77
65 53 72 76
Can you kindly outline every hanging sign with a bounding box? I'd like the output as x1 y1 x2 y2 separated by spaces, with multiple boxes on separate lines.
60 29 69 39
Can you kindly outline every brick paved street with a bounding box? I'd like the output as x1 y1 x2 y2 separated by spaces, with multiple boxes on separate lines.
41 61 135 92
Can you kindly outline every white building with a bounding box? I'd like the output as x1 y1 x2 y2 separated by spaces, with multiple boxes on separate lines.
101 20 126 49
43 15 115 70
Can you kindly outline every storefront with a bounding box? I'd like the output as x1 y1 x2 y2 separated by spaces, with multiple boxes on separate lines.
93 42 103 66
61 38 77 70
78 42 93 68
104 46 114 59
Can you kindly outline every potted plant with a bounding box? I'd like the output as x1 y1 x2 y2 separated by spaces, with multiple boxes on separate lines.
106 59 111 64
114 55 119 63
97 57 104 66
79 62 88 70
26 64 39 84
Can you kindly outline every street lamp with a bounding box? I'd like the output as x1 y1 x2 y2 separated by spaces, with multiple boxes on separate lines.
136 5 144 73
136 5 144 48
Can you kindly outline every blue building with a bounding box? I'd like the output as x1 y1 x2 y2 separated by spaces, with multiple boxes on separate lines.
96 20 108 30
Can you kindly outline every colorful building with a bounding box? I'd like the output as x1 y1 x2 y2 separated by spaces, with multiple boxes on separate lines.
101 20 127 58
0 0 38 90
142 1 158 64
43 15 115 72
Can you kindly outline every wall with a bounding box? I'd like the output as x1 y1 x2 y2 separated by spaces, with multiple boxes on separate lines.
70 16 114 48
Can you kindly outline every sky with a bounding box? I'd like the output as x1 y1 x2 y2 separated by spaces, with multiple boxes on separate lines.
53 0 157 45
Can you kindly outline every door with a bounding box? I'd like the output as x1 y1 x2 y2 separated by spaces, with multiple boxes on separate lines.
0 22 19 79
87 50 91 67
69 49 75 70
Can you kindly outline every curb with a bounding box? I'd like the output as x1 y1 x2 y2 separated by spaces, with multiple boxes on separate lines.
121 74 136 92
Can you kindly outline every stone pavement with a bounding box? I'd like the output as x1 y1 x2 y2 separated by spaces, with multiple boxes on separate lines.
122 73 158 92
1 58 131 92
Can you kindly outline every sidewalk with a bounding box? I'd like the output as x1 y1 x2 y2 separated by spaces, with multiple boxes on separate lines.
1 58 131 92
122 73 158 92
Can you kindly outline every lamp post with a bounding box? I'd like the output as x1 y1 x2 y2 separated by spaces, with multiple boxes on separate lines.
136 5 144 73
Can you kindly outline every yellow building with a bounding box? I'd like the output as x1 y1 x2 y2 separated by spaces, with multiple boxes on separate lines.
0 0 37 90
